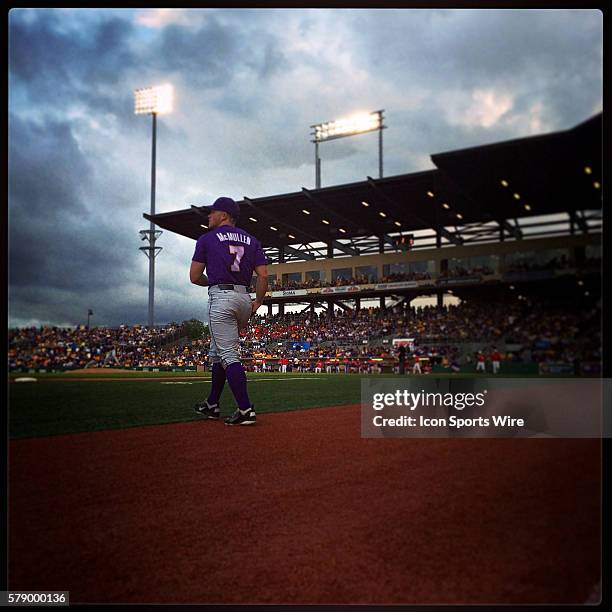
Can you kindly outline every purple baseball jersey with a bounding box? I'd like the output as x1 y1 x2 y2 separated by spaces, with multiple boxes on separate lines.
192 225 267 286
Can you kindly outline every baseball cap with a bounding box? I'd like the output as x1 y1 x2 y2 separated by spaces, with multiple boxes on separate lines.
202 196 240 220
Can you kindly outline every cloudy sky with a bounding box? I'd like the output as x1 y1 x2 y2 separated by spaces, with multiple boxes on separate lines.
8 8 602 328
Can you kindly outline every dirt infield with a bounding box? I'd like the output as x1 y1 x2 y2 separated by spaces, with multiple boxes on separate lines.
9 405 600 604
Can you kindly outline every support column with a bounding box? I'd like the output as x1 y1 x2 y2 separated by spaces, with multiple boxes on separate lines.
380 296 385 309
327 243 334 258
279 303 285 316
327 300 334 318
437 291 444 309
268 303 273 316
355 297 361 311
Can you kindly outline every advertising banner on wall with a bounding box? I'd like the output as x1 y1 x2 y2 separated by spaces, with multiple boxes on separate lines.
320 285 363 294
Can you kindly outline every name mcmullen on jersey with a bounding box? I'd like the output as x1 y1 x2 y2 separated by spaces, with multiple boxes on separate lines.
192 226 266 286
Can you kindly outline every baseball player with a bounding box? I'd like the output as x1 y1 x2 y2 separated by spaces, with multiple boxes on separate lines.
190 197 268 425
476 352 486 373
491 347 501 374
412 354 422 374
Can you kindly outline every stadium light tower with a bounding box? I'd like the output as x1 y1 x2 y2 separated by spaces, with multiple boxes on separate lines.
134 83 173 328
310 109 386 188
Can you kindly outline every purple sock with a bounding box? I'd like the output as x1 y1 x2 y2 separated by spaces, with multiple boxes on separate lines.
225 362 252 410
207 362 226 405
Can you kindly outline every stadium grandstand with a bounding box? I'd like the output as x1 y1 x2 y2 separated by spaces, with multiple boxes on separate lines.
144 113 601 308
9 114 601 377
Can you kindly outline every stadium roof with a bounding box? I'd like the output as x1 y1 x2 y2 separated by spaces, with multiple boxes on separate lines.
145 113 601 247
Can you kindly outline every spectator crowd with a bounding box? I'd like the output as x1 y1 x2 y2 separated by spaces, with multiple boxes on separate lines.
9 294 600 373
266 272 432 292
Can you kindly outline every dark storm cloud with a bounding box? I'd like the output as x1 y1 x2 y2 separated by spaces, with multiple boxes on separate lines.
9 10 138 118
157 20 236 88
9 116 90 217
8 114 142 298
155 15 290 91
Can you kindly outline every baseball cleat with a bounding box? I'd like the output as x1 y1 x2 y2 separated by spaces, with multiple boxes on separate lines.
224 406 256 426
194 400 221 419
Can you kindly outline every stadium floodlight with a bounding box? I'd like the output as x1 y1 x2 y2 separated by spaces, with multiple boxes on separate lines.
134 83 174 328
310 109 386 188
312 111 383 142
134 84 174 115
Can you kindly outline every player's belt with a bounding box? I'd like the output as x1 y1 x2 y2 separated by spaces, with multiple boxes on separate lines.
211 284 248 291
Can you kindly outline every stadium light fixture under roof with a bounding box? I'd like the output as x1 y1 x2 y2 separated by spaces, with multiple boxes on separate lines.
134 84 174 115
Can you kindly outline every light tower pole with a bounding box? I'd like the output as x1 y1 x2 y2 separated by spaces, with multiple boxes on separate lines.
134 84 173 327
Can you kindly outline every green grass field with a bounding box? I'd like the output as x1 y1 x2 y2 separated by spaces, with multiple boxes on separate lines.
9 372 365 439
8 370 546 440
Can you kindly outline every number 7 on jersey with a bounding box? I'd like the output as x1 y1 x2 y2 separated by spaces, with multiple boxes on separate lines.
229 245 244 271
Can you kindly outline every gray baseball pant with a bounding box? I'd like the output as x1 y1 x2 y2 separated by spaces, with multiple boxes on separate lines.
207 285 252 368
